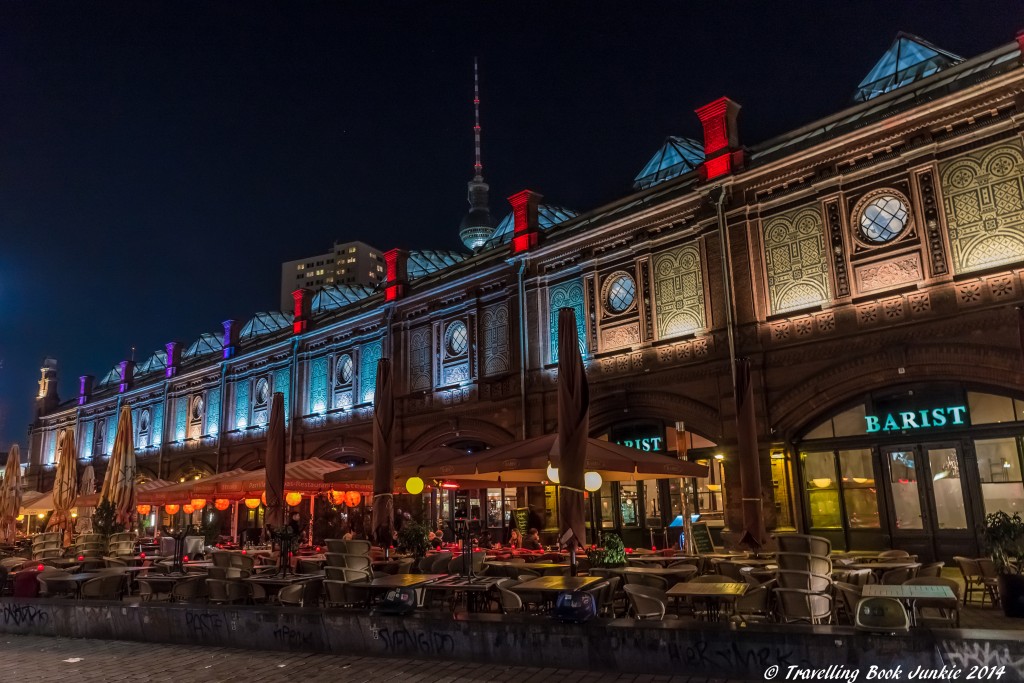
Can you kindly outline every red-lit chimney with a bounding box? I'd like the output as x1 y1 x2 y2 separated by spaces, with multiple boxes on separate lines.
165 341 182 378
222 319 239 359
509 190 542 254
118 360 135 394
78 375 94 406
384 249 409 302
292 288 312 334
1017 30 1024 63
695 97 743 181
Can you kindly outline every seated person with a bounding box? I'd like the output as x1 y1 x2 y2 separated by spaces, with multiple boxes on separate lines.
522 528 543 551
430 530 445 549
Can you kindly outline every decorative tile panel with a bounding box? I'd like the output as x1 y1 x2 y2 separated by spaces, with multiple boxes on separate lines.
481 303 510 376
81 421 94 459
309 356 329 414
131 408 140 448
234 381 250 430
815 311 836 333
601 323 641 350
206 387 221 435
763 205 831 315
908 292 931 314
152 402 163 447
823 199 851 297
175 396 188 441
409 326 432 391
106 413 117 453
360 340 383 404
273 367 290 422
548 279 588 364
45 430 56 464
941 140 1024 274
652 244 705 339
916 170 948 276
854 253 923 292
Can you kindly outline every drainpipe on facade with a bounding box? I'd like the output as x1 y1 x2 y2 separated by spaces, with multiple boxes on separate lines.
516 258 528 440
158 382 169 480
287 337 299 464
216 362 228 474
714 185 738 389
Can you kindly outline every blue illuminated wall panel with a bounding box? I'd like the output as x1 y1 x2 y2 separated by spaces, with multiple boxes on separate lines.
81 421 94 459
152 402 163 447
309 356 329 414
360 340 382 405
105 413 117 454
175 397 188 441
273 367 290 423
234 380 250 430
548 279 588 364
206 387 221 436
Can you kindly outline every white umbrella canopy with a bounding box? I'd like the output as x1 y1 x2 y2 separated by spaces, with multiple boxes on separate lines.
0 444 24 544
47 428 78 536
77 465 96 533
99 404 138 528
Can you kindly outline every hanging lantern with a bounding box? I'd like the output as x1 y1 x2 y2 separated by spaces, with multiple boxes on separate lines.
584 471 603 492
244 498 261 510
214 498 231 511
164 504 180 515
329 490 346 506
405 476 424 495
285 491 303 507
182 504 195 515
261 492 267 506
546 463 560 484
136 504 151 516
345 490 362 507
191 498 207 510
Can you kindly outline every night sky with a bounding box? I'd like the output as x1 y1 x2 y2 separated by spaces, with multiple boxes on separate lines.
0 1 1019 447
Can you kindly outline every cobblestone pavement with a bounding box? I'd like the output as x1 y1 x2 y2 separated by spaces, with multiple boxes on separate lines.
0 634 756 683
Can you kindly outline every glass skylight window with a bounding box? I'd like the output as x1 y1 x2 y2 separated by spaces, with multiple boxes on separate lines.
860 196 909 243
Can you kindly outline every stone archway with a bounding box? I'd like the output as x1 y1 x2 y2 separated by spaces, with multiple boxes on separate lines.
405 418 516 452
772 342 1024 438
588 390 721 443
308 436 373 465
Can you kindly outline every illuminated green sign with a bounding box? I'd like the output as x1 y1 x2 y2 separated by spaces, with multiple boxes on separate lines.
616 436 664 452
864 406 967 433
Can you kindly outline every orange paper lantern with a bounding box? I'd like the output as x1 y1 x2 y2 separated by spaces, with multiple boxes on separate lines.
285 491 303 507
182 504 195 515
164 504 180 515
136 504 151 516
345 490 362 507
244 498 261 510
191 498 207 509
261 492 267 506
329 490 345 506
214 499 231 511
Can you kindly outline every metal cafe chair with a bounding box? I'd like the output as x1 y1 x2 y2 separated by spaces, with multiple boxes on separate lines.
775 587 833 625
81 574 124 600
953 556 986 605
623 584 669 621
833 581 863 625
772 534 831 556
880 565 921 585
776 570 832 593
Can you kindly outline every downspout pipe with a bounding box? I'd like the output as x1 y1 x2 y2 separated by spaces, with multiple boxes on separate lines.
516 258 528 440
714 185 738 389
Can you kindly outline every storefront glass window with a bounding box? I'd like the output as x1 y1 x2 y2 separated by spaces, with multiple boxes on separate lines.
694 458 726 527
803 451 841 529
620 482 639 526
641 480 662 528
968 392 1015 425
976 438 1024 516
803 404 867 440
599 482 615 528
543 485 558 531
503 488 518 527
927 447 967 529
839 449 879 529
770 454 795 530
486 489 502 528
889 450 923 530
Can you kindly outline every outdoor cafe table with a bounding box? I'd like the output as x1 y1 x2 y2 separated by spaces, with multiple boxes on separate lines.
625 555 696 566
511 575 604 595
44 558 82 570
44 572 100 598
863 584 957 626
424 575 505 612
849 561 920 576
666 581 748 621
620 566 698 586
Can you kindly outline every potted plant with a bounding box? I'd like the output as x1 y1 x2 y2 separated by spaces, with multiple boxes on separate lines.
982 511 1024 618
397 521 430 569
587 532 627 569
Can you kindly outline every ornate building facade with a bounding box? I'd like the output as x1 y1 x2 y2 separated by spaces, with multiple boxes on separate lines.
28 33 1024 558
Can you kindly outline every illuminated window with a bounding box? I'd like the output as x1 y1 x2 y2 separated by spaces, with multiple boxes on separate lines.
336 354 354 385
605 273 636 314
347 258 355 264
296 264 303 271
859 195 909 243
376 265 384 272
349 247 356 253
445 321 468 357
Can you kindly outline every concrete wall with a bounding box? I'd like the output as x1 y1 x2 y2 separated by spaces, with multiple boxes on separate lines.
2 599 1022 679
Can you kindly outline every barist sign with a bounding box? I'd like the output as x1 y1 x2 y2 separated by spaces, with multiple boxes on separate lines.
616 436 664 452
864 405 968 433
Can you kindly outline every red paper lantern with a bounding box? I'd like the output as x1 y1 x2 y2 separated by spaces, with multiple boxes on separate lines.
261 492 267 506
190 498 207 510
164 504 180 515
136 504 151 516
285 491 303 507
328 490 345 506
244 498 260 510
182 504 195 515
345 490 362 507
214 498 231 511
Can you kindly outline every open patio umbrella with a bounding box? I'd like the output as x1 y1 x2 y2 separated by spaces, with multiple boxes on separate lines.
0 444 24 544
735 357 768 549
77 465 96 533
99 404 138 528
415 434 708 483
47 428 78 538
370 357 395 547
264 392 286 529
326 446 482 485
210 459 349 498
556 308 588 556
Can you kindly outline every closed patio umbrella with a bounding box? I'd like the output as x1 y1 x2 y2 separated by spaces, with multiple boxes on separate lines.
556 308 588 560
99 404 138 528
735 357 768 549
0 444 24 544
77 465 96 533
370 358 395 547
47 428 78 539
264 392 286 529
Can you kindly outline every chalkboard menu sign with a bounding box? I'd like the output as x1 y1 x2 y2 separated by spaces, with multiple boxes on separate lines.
513 508 530 537
690 522 715 554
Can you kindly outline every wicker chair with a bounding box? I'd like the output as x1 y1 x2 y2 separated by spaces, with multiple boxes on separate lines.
171 576 208 603
497 579 524 614
878 549 911 559
623 584 668 620
880 565 920 585
772 534 831 556
776 570 832 592
136 578 172 602
775 588 833 624
916 562 945 578
81 573 124 600
833 581 862 625
623 572 669 591
953 556 986 605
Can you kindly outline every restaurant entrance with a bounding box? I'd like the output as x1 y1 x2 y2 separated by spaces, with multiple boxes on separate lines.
882 441 977 562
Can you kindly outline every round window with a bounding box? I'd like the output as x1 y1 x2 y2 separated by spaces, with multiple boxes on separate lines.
255 378 270 406
336 354 354 385
192 396 204 420
445 321 469 356
605 274 636 314
859 195 909 243
139 409 150 432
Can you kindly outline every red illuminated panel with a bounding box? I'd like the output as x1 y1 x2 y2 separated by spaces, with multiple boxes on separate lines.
703 154 732 180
